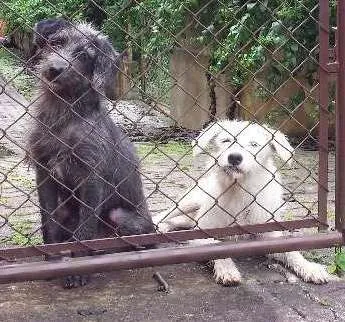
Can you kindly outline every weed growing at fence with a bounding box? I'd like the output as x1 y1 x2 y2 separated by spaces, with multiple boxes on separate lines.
328 246 345 276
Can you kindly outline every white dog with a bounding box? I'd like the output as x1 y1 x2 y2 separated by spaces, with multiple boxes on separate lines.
154 120 331 285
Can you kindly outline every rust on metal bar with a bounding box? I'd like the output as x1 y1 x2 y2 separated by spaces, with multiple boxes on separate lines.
0 219 324 259
318 0 330 230
327 62 339 73
336 0 345 232
0 232 342 284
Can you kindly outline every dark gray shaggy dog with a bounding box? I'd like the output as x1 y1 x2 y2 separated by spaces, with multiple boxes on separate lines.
28 18 155 288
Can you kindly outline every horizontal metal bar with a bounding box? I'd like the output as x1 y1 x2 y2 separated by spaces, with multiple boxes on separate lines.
0 232 342 284
0 219 323 259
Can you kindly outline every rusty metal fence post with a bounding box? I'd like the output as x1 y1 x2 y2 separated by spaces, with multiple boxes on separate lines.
336 0 345 233
318 0 329 230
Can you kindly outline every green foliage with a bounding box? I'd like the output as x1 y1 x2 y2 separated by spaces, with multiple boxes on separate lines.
0 0 336 94
1 0 86 32
209 0 324 87
328 246 345 276
0 220 42 246
106 0 335 90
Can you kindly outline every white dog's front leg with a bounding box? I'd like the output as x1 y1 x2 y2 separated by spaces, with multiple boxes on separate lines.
155 215 196 233
153 190 200 232
268 251 331 284
213 258 242 286
263 231 331 284
189 239 242 286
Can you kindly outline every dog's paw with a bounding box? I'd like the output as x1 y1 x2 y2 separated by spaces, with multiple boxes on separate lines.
213 259 242 286
153 214 170 233
299 262 331 284
156 222 171 234
63 275 89 288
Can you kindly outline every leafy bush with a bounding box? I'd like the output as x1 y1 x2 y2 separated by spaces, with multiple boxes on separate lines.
101 0 336 90
0 0 337 100
328 246 345 276
1 0 85 32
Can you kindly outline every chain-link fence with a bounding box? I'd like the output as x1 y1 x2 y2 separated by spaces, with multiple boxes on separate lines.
0 0 344 285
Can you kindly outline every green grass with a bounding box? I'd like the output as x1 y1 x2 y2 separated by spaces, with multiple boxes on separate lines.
328 246 345 276
304 246 345 277
0 220 42 246
0 48 36 99
284 212 294 221
327 211 335 220
304 249 333 265
0 196 9 205
8 173 35 190
136 141 192 161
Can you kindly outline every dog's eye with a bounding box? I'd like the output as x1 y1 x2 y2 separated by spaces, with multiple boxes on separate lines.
250 141 259 147
222 138 232 143
72 50 88 61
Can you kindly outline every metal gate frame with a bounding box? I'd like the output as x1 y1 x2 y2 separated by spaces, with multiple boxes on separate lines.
0 0 345 283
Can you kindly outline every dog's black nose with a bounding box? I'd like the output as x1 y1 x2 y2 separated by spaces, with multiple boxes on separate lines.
48 66 64 79
228 153 243 166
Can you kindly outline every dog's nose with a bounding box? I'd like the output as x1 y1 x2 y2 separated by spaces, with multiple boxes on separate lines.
228 153 243 166
48 66 64 79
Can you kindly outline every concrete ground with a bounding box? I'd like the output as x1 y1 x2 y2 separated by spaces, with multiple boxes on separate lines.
1 258 345 322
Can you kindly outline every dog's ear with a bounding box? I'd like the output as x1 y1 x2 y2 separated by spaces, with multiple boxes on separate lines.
33 18 69 48
263 125 294 165
92 37 123 100
193 122 223 157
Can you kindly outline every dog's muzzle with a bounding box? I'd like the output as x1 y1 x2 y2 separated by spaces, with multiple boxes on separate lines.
223 166 243 176
223 153 243 176
43 58 69 82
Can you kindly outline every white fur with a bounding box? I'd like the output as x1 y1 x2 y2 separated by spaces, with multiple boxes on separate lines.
154 120 331 285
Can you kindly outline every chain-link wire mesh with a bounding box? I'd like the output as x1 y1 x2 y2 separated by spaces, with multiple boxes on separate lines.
0 0 342 283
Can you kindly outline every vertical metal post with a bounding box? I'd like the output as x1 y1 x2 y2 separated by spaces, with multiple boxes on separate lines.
318 0 329 230
336 0 345 232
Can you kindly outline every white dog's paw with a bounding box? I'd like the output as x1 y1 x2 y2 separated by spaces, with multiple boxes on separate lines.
299 262 331 284
213 258 242 286
156 222 171 234
152 214 164 226
152 214 170 233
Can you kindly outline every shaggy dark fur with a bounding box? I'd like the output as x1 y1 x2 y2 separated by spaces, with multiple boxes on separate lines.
28 18 154 288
